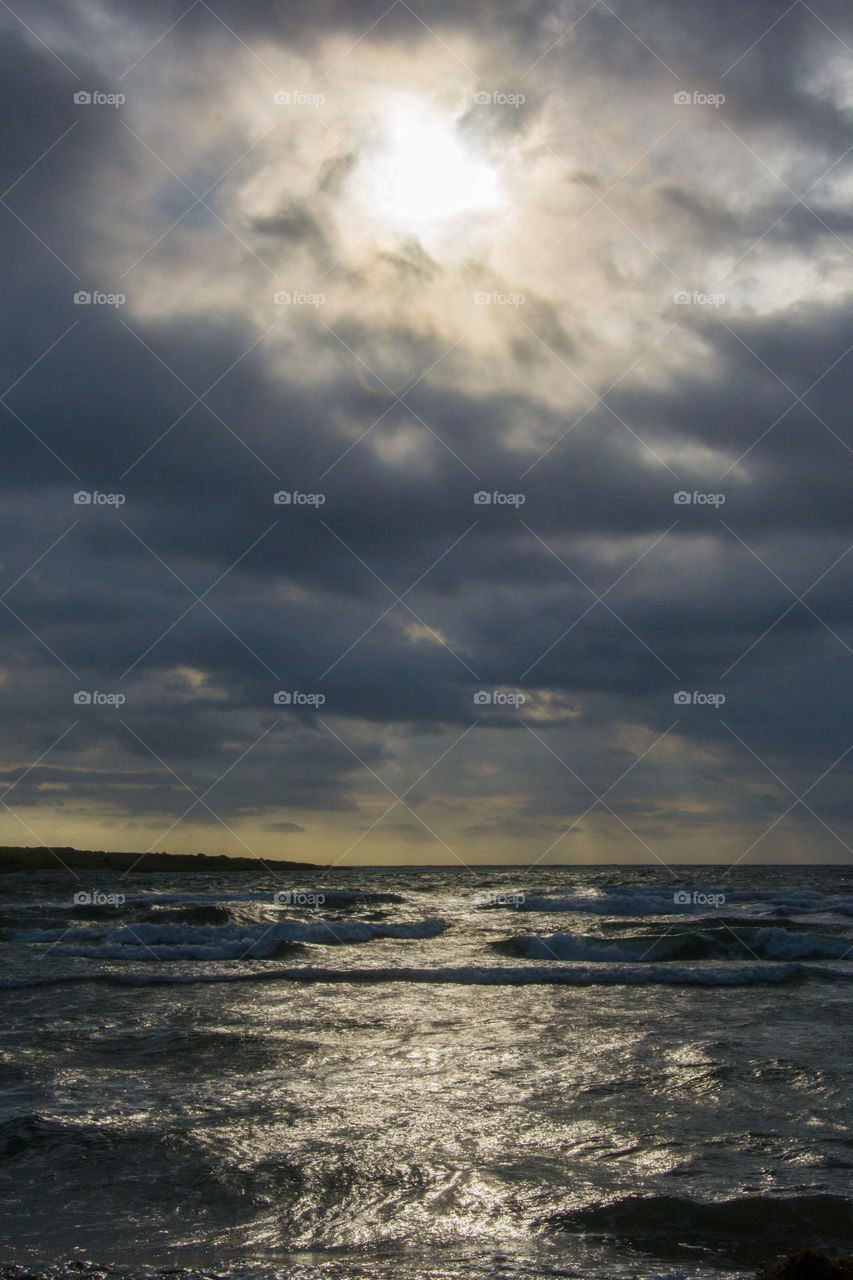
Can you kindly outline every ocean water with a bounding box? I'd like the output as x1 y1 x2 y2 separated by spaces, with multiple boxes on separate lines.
2 864 853 1280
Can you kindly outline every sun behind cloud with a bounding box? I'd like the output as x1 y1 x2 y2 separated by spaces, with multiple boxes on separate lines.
353 95 504 237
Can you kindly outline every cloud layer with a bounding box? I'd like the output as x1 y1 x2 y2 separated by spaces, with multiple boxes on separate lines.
2 0 853 866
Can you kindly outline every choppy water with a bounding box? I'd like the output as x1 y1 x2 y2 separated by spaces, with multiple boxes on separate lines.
2 864 852 1279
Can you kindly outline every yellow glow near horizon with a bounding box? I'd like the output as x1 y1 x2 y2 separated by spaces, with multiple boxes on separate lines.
360 101 503 232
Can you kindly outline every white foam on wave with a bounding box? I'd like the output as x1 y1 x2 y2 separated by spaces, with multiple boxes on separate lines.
10 916 446 960
520 926 853 963
486 893 703 916
485 886 853 918
523 932 682 961
45 888 404 910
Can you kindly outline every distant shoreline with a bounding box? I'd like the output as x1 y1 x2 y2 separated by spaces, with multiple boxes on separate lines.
0 846 324 875
2 850 848 875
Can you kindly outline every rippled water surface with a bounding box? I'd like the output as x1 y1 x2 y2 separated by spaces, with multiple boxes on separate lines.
2 864 852 1279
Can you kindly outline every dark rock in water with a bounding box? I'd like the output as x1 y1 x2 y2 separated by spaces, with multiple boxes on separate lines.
758 1249 853 1280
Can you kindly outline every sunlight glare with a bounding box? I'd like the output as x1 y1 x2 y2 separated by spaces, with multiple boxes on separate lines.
362 102 503 232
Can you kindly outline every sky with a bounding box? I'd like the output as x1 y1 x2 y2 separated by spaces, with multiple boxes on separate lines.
1 0 853 868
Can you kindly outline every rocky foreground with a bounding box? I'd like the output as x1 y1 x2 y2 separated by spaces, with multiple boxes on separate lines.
1 1252 852 1280
759 1250 853 1280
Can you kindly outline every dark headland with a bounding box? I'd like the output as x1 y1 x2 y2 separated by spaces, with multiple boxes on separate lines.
0 845 323 874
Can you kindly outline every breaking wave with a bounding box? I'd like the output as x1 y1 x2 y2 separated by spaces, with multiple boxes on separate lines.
544 1191 853 1261
9 916 446 960
482 884 853 918
499 925 853 963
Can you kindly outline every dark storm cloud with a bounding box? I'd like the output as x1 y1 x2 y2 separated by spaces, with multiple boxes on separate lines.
252 202 333 260
2 0 853 857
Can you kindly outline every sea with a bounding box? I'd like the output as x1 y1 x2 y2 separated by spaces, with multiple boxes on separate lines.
2 863 852 1280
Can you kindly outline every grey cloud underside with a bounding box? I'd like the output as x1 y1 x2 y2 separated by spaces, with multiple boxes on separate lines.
1 0 853 849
